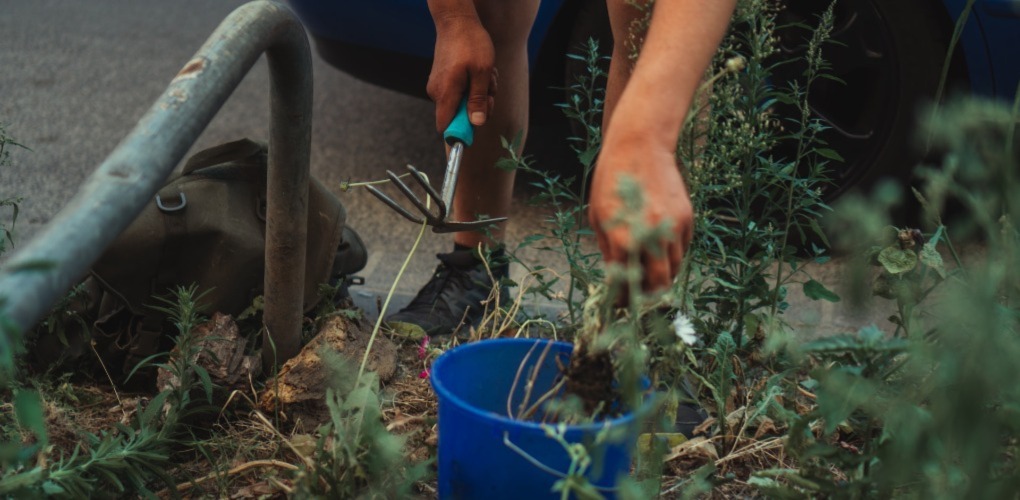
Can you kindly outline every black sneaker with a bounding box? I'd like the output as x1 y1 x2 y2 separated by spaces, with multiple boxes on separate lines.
675 378 708 437
675 401 709 437
385 248 509 337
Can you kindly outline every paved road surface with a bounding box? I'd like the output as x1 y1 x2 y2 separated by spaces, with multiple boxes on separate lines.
0 0 564 319
0 0 890 334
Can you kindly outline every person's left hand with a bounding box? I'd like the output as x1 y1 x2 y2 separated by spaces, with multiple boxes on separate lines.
588 135 694 293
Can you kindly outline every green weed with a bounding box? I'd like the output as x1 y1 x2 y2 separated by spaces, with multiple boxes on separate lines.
0 285 211 497
290 349 426 498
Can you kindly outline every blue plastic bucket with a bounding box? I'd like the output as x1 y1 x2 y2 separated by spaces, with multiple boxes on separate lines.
430 338 648 499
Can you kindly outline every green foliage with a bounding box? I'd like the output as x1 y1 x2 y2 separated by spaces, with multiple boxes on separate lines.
291 349 426 498
0 123 25 258
759 97 1020 498
679 0 838 351
503 37 608 326
503 1 846 492
0 285 210 497
0 124 26 386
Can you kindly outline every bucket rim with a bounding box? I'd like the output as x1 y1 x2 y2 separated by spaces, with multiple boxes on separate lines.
429 337 646 433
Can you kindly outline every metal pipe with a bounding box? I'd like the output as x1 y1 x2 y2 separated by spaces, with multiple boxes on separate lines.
0 0 311 370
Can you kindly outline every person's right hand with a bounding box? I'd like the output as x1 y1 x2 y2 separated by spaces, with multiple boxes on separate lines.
426 14 497 132
588 131 694 293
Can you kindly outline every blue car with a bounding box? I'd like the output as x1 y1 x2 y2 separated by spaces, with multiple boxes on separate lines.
288 0 1020 198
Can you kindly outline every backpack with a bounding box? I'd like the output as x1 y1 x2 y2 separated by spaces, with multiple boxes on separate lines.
32 139 366 378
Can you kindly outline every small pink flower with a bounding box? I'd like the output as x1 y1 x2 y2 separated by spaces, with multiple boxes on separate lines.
418 369 430 379
417 336 431 360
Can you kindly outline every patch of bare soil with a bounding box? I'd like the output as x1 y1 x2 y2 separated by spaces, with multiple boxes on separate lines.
381 338 440 471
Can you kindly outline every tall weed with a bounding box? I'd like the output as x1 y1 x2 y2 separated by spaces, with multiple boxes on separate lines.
756 97 1020 498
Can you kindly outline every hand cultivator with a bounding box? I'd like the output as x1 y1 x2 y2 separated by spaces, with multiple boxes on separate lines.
366 100 507 233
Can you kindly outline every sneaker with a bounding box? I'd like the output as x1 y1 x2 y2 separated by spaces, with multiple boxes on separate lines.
674 378 708 437
385 248 509 337
675 400 709 437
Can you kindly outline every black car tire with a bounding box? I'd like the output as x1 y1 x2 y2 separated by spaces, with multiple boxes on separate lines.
775 0 959 201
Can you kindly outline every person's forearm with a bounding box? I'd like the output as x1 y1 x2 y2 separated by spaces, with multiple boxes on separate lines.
609 0 736 148
427 0 481 29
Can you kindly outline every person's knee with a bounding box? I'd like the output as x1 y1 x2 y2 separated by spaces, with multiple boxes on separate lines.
475 0 540 48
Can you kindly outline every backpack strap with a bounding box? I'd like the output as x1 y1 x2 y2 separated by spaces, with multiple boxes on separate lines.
181 138 266 175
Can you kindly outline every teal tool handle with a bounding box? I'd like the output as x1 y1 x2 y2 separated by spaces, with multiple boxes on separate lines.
443 98 474 147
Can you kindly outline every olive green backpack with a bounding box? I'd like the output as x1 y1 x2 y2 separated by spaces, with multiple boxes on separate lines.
33 138 366 377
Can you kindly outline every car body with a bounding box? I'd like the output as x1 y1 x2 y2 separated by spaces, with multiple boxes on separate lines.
288 0 1020 197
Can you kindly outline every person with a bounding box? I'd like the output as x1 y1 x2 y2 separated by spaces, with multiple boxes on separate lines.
385 0 737 335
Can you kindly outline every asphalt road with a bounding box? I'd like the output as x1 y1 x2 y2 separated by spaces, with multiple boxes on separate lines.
0 0 561 319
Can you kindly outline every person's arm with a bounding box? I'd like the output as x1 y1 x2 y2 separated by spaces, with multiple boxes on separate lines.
590 0 737 292
426 0 496 131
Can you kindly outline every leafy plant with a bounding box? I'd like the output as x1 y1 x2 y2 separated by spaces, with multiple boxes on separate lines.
0 285 212 497
0 123 26 385
0 123 25 258
501 37 608 327
291 349 426 498
753 95 1020 498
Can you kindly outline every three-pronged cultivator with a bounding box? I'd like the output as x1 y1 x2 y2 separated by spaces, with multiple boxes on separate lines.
366 99 507 233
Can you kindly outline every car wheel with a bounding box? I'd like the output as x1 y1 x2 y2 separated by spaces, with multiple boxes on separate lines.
773 0 958 200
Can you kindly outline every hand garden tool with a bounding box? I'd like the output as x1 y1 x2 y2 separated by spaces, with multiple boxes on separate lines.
366 100 508 233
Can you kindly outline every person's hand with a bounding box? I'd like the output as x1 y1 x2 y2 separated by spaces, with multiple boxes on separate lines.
426 14 497 132
589 135 694 293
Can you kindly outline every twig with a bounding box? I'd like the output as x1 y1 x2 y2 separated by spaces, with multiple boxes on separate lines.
514 318 558 341
476 245 502 337
358 174 431 379
268 476 294 494
502 431 619 493
251 411 314 468
517 340 554 419
502 432 567 478
508 341 541 418
520 377 566 422
715 437 785 466
385 416 424 432
88 340 125 419
173 459 299 492
219 389 258 421
340 171 413 191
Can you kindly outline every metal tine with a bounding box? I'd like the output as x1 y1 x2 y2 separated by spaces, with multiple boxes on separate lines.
387 168 444 222
432 218 507 234
370 164 507 232
405 165 449 220
364 184 426 224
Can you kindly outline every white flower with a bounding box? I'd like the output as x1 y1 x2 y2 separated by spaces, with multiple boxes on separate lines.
725 56 746 73
672 314 698 346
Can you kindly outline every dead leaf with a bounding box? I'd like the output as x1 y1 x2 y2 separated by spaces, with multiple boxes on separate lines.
259 316 398 428
665 436 719 462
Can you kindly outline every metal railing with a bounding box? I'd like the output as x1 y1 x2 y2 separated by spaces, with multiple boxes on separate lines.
0 0 312 369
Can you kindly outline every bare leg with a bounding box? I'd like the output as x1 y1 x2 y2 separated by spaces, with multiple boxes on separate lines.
451 0 540 249
603 0 646 132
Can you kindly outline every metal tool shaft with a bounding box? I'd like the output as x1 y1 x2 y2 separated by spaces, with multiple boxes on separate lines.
441 141 464 209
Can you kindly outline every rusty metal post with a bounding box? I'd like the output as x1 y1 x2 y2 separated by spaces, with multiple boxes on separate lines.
0 0 311 370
